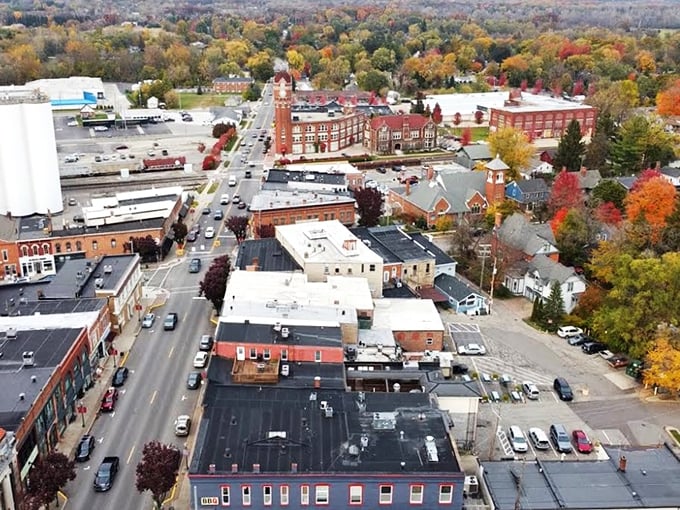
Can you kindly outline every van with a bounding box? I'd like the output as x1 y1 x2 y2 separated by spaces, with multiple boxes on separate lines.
528 428 550 450
550 424 573 453
228 176 237 187
508 426 528 453
522 381 540 400
220 194 230 205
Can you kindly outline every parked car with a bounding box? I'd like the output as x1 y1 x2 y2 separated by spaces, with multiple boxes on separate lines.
376 166 387 174
232 194 241 203
237 201 247 209
164 312 178 331
185 230 197 242
608 354 630 369
93 456 119 492
68 197 77 206
522 381 540 400
187 371 203 390
599 349 615 360
174 415 192 436
508 425 528 453
111 367 129 387
199 335 214 351
450 363 469 375
550 424 573 453
188 258 201 273
457 343 487 355
572 429 593 453
567 333 591 346
141 313 155 328
582 341 607 354
193 351 209 368
204 226 215 239
100 387 118 412
553 377 574 401
557 326 583 338
213 209 224 220
528 428 550 450
75 435 95 462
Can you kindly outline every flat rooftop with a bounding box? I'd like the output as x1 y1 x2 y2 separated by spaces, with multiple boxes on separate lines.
17 216 165 241
225 272 374 312
351 225 436 262
372 299 444 332
221 300 356 326
45 255 137 299
265 169 346 186
0 86 50 105
192 385 459 475
234 239 302 272
249 189 354 212
285 162 361 175
215 321 343 347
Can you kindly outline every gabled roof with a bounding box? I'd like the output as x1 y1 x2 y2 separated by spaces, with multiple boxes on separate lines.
613 176 637 190
485 155 509 171
396 171 488 215
661 166 680 178
577 169 602 190
496 213 557 256
435 273 483 301
369 114 432 130
525 254 581 285
512 178 549 194
458 144 492 161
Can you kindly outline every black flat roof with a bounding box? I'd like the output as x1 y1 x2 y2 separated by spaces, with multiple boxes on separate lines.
234 239 302 272
193 385 459 475
0 279 105 316
215 322 343 347
266 169 346 186
50 217 165 237
350 227 401 263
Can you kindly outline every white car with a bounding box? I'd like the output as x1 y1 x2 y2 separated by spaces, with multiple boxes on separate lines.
174 415 191 436
193 351 209 368
204 227 215 239
220 194 230 205
457 343 487 355
141 313 155 328
557 326 583 338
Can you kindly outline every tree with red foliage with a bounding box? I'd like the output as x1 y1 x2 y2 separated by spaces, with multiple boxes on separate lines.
354 187 383 227
225 215 249 244
432 103 443 125
136 441 181 509
256 224 275 239
550 207 569 234
453 112 462 125
594 202 623 226
24 452 76 510
498 73 507 87
199 255 231 310
474 110 484 124
631 168 662 192
532 78 543 94
460 127 472 146
572 80 585 96
202 154 217 170
520 79 528 91
548 169 583 213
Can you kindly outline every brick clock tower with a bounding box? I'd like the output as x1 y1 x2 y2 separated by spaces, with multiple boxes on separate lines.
484 155 508 206
273 72 293 157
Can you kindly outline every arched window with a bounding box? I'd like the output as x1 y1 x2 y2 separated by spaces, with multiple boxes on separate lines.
75 241 82 251
21 246 28 257
92 240 98 250
42 243 50 254
32 245 39 256
111 239 117 248
66 242 72 252
55 243 61 253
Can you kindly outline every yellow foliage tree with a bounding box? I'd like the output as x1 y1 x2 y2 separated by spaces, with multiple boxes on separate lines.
487 127 534 181
434 216 454 232
643 329 680 392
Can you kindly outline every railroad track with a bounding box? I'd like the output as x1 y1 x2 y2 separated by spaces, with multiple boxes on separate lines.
61 173 207 191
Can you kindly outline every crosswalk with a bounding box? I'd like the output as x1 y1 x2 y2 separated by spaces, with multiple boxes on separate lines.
467 356 555 387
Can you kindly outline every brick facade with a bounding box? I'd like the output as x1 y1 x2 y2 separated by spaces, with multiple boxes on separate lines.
213 77 253 94
489 104 597 139
363 114 437 154
393 329 444 352
251 202 356 239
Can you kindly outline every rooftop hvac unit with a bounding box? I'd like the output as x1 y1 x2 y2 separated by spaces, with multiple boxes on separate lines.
22 351 35 367
281 327 290 339
273 322 282 332
104 265 113 274
324 406 334 418
95 278 104 289
425 436 439 462
6 327 17 339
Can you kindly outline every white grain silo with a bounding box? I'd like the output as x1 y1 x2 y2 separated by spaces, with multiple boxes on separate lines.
0 86 63 216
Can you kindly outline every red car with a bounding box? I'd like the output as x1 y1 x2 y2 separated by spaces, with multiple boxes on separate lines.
572 429 593 453
100 387 118 412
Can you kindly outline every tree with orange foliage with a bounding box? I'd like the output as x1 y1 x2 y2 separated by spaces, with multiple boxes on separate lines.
625 177 677 244
656 80 680 116
550 207 569 234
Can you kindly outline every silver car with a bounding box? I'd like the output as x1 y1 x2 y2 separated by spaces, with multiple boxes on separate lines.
141 313 155 328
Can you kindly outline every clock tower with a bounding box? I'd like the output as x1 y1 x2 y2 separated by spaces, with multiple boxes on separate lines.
273 71 293 156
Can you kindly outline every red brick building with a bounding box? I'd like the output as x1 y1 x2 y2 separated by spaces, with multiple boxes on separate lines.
489 90 597 139
212 76 253 94
363 114 437 154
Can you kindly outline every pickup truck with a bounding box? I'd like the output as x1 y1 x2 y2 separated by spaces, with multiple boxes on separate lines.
93 456 119 492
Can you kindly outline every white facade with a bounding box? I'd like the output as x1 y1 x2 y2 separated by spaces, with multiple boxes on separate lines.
0 87 63 216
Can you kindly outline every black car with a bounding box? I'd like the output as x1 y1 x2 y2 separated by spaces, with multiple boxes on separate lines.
187 372 203 390
93 456 119 492
553 377 574 401
202 207 211 215
111 367 129 387
376 166 387 174
75 435 95 462
450 363 469 375
582 341 607 354
164 312 179 331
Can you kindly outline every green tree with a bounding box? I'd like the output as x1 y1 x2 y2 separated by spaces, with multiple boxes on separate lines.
555 208 591 267
591 179 627 211
542 281 565 331
487 127 534 182
584 113 617 175
135 441 181 509
552 120 585 172
243 82 262 101
356 70 389 93
610 115 648 176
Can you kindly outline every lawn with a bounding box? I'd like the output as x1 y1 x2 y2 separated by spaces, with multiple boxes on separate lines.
449 126 489 141
178 93 231 109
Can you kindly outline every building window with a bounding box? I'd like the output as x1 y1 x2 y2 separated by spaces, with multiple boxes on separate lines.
409 485 424 504
315 485 329 505
470 204 481 214
21 246 28 257
301 485 310 505
55 243 61 253
263 349 271 360
65 242 72 252
42 244 50 254
439 485 453 504
349 485 362 505
31 245 39 256
379 485 393 505
280 485 289 505
323 265 329 274
242 486 251 506
221 486 230 505
567 282 574 292
76 241 82 251
281 349 288 361
111 239 117 248
1 249 6 261
335 267 340 274
347 267 352 274
426 263 430 273
314 351 322 362
263 485 272 506
369 264 376 272
92 241 98 251
249 348 257 359
426 338 433 345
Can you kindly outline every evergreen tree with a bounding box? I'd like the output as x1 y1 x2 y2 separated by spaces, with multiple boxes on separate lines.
552 120 585 172
610 115 648 176
543 281 565 330
584 113 617 175
412 92 425 114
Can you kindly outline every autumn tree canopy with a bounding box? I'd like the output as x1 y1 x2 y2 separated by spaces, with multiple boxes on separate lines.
548 169 584 214
656 79 680 116
487 126 534 181
642 327 680 392
624 176 677 239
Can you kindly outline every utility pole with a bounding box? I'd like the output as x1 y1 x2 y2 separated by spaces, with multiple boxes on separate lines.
478 243 491 290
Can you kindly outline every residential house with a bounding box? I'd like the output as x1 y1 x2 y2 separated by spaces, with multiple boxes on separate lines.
505 178 550 212
660 166 680 188
613 176 637 192
434 273 488 315
494 212 559 264
576 167 602 192
520 157 553 179
538 149 556 165
455 144 492 169
503 254 586 313
275 221 384 297
363 114 437 154
388 156 508 228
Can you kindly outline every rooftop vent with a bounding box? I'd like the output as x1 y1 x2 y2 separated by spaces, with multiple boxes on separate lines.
324 406 334 418
273 322 282 332
94 278 104 289
31 375 37 383
231 463 238 473
104 265 113 274
281 327 290 339
19 393 25 401
425 436 439 462
360 435 369 449
6 327 17 339
22 351 35 367
209 464 216 474
372 412 397 430
348 445 360 456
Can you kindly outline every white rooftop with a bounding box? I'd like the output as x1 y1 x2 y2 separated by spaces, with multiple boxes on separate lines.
0 86 50 104
225 272 374 312
83 186 183 227
276 220 383 265
286 162 362 175
372 298 445 332
249 189 355 212
221 300 353 326
492 92 596 114
24 76 105 99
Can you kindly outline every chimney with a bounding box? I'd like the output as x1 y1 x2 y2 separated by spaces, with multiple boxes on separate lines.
494 212 503 228
231 463 238 473
427 166 434 180
208 464 216 474
618 456 627 472
405 180 411 196
314 376 321 388
253 463 261 473
580 166 587 176
291 463 298 473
